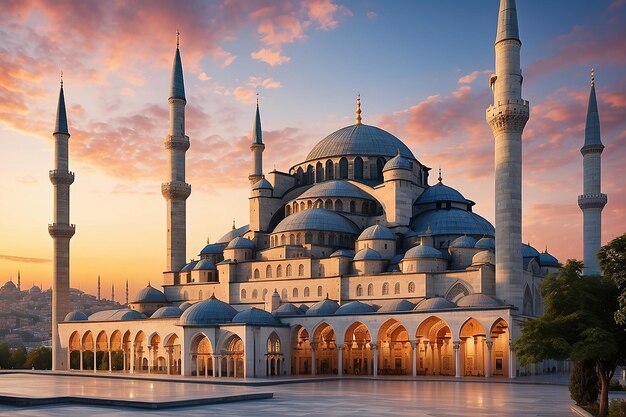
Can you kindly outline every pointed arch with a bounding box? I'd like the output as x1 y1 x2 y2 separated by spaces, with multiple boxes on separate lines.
339 157 348 179
445 281 470 302
316 161 324 183
325 160 334 180
354 157 363 179
523 284 533 315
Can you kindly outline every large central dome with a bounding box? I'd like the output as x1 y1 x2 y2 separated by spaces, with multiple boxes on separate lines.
305 124 415 162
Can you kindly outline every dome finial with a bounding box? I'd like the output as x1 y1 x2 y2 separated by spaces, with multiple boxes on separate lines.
232 218 236 230
60 71 63 88
438 167 442 183
176 29 180 48
591 67 595 87
355 94 362 125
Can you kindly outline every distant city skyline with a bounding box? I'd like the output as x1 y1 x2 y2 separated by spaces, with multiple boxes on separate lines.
1 0 625 294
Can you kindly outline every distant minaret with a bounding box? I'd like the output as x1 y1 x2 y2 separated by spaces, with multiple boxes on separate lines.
486 0 529 306
49 73 75 370
97 274 101 300
17 270 20 291
111 283 115 303
249 94 265 185
161 31 191 275
578 69 607 276
125 279 129 305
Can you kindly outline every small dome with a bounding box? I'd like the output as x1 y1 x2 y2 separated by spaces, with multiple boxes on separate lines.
232 307 279 325
410 209 494 237
450 235 478 249
132 284 167 304
414 297 456 311
389 254 404 265
253 178 273 190
403 244 444 259
179 301 193 311
193 258 216 270
199 243 226 255
64 311 88 321
1 281 17 290
383 152 411 172
298 303 310 312
475 237 495 250
354 247 382 261
151 306 183 319
29 285 42 294
88 309 147 321
273 303 304 316
335 300 376 315
456 293 504 308
471 250 495 266
378 299 415 313
298 180 376 201
306 297 340 316
415 182 472 205
180 261 198 272
179 295 238 326
358 224 395 241
217 224 250 244
539 251 559 267
330 249 356 258
273 208 360 235
226 236 256 250
522 243 541 258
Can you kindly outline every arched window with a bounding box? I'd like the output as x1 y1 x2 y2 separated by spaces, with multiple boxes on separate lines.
367 283 373 296
316 232 325 245
316 162 323 183
281 288 288 300
376 157 385 180
325 199 333 210
300 201 305 211
307 200 313 209
394 282 400 294
241 289 247 299
262 288 268 300
361 201 369 214
298 264 304 276
289 234 295 245
318 264 325 277
293 202 298 213
281 234 286 245
382 282 389 295
356 284 363 297
325 160 334 180
335 200 343 212
315 199 323 208
286 264 292 276
305 232 313 244
285 206 291 216
339 157 348 179
277 265 283 277
306 165 314 184
254 269 260 279
296 233 302 245
328 234 335 246
408 281 415 293
266 265 272 278
293 288 299 298
252 289 258 299
296 167 304 185
354 157 363 179
317 286 323 297
349 200 356 213
267 332 281 353
304 287 310 297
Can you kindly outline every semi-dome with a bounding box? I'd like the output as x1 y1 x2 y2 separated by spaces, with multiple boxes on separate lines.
358 224 395 241
225 236 256 250
151 306 183 319
217 224 250 244
414 297 456 311
471 250 495 265
456 293 504 308
179 301 193 311
383 152 411 172
410 209 495 237
415 182 472 205
305 124 415 162
64 311 88 321
273 208 360 235
252 178 273 190
353 247 382 261
132 284 167 304
403 244 444 259
179 295 238 326
199 243 226 255
539 251 559 267
450 235 478 249
232 307 279 325
335 300 376 315
88 309 147 321
180 261 198 272
273 303 304 316
306 297 340 316
298 180 376 201
193 258 216 270
475 237 495 250
377 299 415 313
330 249 355 258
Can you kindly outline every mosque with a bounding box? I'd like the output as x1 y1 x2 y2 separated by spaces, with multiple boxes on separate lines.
49 0 605 379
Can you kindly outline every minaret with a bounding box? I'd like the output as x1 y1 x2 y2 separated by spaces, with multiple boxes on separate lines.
97 274 101 300
49 73 75 370
17 270 20 291
578 69 607 276
161 31 191 275
486 0 529 306
111 283 115 303
249 94 265 185
125 279 129 305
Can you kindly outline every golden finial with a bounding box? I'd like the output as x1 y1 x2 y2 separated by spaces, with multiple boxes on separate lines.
232 219 236 230
591 68 595 87
176 29 180 48
438 167 442 183
355 94 362 125
60 71 63 88
256 92 259 106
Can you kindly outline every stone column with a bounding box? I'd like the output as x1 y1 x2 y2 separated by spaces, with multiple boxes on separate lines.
79 349 83 371
212 356 217 378
485 341 493 377
423 340 430 374
410 341 417 377
431 342 439 375
311 343 317 376
337 346 343 376
123 350 127 373
166 348 171 375
509 341 516 379
108 350 112 372
130 342 135 374
454 341 461 378
372 344 378 377
148 346 152 374
93 348 97 373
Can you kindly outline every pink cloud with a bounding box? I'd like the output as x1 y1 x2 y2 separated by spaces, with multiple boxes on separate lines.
251 48 291 66
304 0 351 30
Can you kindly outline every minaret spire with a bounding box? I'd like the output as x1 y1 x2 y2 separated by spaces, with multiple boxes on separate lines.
49 73 76 370
97 274 101 300
355 94 362 125
578 68 607 276
17 270 20 291
487 0 529 309
125 279 129 305
111 283 115 303
249 95 265 186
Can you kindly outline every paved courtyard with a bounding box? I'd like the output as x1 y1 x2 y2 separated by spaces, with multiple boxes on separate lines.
0 373 577 416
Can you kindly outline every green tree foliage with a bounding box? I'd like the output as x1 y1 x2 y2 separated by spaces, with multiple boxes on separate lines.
0 343 10 369
111 350 124 371
25 347 52 370
598 233 626 325
569 360 599 405
515 260 626 417
9 346 27 369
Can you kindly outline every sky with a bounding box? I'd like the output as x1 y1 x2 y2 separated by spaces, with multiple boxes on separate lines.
0 0 625 297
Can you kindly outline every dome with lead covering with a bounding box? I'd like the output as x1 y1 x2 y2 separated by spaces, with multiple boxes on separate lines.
415 182 473 205
179 301 193 311
335 300 376 315
410 209 495 237
199 243 226 255
298 181 376 201
181 261 198 272
132 284 167 303
539 251 559 267
456 293 504 308
273 303 304 316
226 236 256 250
358 224 395 241
232 307 279 325
88 309 147 321
306 297 340 316
472 250 495 265
253 178 273 190
330 249 355 258
383 152 411 172
151 306 183 319
273 208 360 235
179 295 238 326
450 235 478 249
217 224 250 244
194 258 216 270
377 299 415 313
64 311 88 321
403 244 444 259
414 297 456 311
522 243 541 258
353 247 382 261
475 237 495 250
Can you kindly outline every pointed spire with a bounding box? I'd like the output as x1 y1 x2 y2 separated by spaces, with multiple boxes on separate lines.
232 219 236 230
584 68 603 148
253 94 263 144
438 167 442 183
495 0 520 44
355 94 362 125
169 31 186 101
54 71 69 135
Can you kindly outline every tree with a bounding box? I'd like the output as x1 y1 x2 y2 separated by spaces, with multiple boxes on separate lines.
9 346 27 369
0 343 10 369
515 260 626 417
25 347 52 370
569 360 599 406
598 233 626 325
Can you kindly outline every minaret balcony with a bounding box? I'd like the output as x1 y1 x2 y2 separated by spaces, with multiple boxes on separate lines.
486 99 530 134
161 181 191 200
49 170 75 185
48 223 76 238
578 193 607 210
164 135 190 151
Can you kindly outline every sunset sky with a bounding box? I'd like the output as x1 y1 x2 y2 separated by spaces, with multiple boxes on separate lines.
1 0 625 297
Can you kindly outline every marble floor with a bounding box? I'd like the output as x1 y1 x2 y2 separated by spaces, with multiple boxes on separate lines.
0 374 577 416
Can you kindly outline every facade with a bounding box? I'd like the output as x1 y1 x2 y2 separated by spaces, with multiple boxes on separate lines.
56 0 578 379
